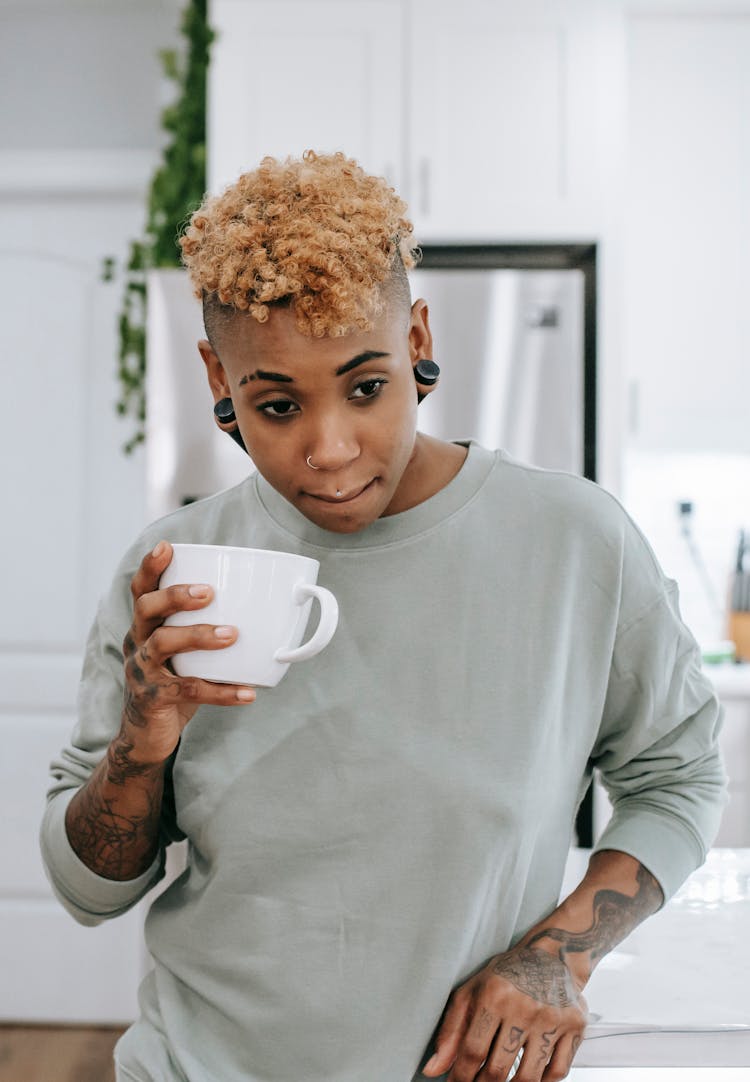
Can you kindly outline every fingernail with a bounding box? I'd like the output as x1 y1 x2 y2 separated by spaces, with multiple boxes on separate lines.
236 687 255 701
188 585 210 597
214 625 235 639
152 541 166 558
423 1055 439 1073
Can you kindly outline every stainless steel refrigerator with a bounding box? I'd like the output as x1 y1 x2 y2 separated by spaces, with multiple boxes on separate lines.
410 244 595 479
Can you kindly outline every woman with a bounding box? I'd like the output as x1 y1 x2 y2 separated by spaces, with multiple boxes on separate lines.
42 151 726 1082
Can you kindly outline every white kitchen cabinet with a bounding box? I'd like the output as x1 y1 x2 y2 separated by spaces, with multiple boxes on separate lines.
208 0 406 195
209 0 625 239
624 13 750 455
408 0 625 239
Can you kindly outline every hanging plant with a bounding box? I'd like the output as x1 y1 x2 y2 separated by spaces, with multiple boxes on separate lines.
108 0 213 453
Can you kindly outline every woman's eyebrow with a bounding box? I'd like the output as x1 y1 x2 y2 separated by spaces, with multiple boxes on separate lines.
239 369 294 385
335 350 390 376
239 350 391 385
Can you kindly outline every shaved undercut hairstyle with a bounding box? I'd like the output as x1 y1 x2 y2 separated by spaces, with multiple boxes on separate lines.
179 150 420 349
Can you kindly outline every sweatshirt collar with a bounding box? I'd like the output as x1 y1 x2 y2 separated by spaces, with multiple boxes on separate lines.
253 440 495 552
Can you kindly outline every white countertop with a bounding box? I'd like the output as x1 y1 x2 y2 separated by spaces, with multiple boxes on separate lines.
703 662 750 701
569 1071 750 1080
563 848 750 1067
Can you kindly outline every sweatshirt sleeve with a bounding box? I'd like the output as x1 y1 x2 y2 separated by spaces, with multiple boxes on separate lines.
590 517 728 903
40 554 175 925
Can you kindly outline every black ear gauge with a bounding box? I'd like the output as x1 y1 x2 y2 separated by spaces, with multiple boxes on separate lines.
213 397 247 452
414 359 440 404
213 397 236 424
414 359 440 387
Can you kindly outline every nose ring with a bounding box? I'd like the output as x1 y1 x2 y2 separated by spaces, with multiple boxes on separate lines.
306 456 321 470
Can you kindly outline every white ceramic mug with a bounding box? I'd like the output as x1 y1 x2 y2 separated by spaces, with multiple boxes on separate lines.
159 544 339 687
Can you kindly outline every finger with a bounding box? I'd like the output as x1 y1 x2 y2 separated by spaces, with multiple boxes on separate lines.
132 582 216 645
477 1023 525 1081
541 1033 581 1082
172 676 257 707
124 667 256 721
514 1022 559 1082
141 623 239 670
421 990 472 1077
125 625 238 693
446 1004 500 1082
123 676 255 738
130 539 173 602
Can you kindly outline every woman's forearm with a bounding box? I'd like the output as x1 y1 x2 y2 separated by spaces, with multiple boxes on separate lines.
517 849 664 987
64 726 167 881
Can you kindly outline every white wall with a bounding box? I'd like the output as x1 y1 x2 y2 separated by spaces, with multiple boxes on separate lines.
0 0 182 151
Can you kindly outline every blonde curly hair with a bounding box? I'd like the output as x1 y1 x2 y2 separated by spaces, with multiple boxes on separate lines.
180 150 419 343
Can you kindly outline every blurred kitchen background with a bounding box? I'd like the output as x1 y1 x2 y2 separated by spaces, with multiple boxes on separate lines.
2 0 750 1035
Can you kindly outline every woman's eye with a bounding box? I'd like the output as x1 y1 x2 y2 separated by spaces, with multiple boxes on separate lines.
257 399 299 418
350 378 387 400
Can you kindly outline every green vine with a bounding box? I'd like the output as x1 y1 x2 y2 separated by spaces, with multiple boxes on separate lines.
110 0 214 453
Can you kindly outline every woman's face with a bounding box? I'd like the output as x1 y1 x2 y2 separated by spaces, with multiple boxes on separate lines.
200 298 435 534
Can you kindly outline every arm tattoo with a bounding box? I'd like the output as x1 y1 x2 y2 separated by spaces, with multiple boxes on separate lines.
526 863 663 966
64 730 166 880
107 731 160 785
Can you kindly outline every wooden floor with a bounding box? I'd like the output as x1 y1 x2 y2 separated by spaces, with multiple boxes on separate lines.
0 1025 126 1082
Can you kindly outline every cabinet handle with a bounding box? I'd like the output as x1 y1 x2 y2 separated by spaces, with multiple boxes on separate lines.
419 158 431 216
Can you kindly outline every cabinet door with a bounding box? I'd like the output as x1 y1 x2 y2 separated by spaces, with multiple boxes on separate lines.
0 167 151 1022
209 0 405 193
409 0 625 239
625 15 750 454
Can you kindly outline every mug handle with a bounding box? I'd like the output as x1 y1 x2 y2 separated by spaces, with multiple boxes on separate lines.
273 583 339 664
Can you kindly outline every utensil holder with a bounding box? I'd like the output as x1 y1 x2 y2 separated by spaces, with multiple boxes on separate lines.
728 611 750 662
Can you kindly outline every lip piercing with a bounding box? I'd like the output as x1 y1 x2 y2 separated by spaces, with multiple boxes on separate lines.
307 455 343 497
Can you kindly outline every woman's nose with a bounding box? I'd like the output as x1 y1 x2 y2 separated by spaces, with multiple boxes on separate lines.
305 419 360 471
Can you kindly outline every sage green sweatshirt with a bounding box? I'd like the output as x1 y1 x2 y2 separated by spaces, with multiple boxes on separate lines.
41 443 727 1082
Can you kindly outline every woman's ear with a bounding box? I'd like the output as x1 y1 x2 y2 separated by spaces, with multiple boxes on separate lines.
198 339 247 452
198 338 231 404
408 299 433 362
408 302 439 402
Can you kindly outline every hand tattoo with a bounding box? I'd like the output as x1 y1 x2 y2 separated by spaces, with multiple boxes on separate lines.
476 1007 493 1037
492 949 577 1008
502 1026 524 1054
537 1025 557 1064
123 642 180 728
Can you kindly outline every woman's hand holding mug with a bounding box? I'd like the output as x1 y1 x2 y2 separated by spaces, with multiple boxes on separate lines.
122 540 339 765
121 540 257 765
